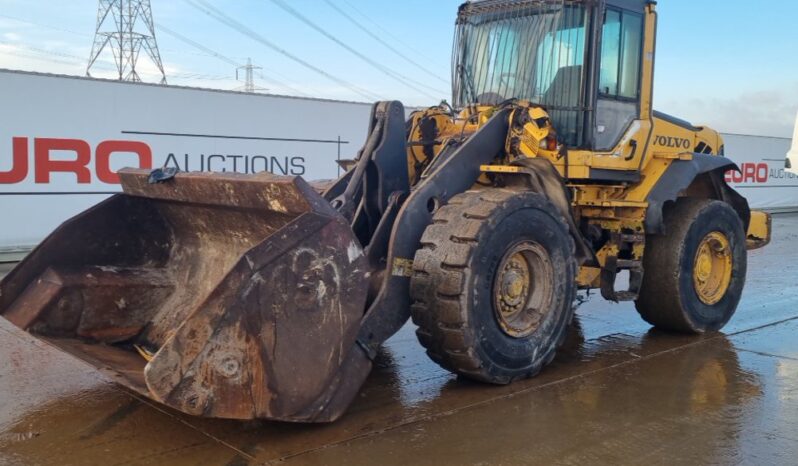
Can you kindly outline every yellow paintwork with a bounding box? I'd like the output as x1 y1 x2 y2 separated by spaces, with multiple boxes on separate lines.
481 165 523 174
404 2 769 295
693 232 733 306
747 210 772 250
505 105 561 162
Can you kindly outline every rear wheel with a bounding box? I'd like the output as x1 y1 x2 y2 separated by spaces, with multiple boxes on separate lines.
635 199 747 333
410 189 577 384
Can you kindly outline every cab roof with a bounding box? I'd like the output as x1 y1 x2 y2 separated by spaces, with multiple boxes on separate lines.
458 0 647 19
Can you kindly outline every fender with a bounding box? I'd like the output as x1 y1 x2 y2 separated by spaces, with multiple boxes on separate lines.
646 153 750 235
501 157 594 264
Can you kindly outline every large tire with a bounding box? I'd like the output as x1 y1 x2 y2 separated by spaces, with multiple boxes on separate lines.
635 198 747 333
410 189 577 384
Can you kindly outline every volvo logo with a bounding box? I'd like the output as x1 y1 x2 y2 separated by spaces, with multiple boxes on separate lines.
653 136 691 149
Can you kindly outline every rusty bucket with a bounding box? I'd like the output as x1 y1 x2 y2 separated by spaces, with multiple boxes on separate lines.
0 168 373 422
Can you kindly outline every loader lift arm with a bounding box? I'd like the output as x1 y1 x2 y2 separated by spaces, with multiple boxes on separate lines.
322 101 514 358
0 0 772 425
352 105 511 357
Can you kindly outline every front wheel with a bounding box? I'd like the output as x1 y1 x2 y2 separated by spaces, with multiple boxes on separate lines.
635 199 747 333
410 189 577 384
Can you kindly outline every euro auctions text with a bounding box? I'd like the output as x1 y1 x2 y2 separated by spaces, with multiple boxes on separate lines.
0 136 307 186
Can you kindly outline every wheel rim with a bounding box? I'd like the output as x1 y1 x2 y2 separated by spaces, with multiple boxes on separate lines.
492 241 554 338
693 231 733 305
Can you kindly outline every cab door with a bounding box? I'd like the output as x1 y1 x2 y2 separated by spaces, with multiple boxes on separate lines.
593 7 646 161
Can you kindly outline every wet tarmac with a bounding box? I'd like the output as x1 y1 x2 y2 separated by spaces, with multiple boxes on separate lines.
1 215 797 465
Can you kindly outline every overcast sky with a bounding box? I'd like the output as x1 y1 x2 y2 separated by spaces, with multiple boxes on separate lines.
1 0 797 137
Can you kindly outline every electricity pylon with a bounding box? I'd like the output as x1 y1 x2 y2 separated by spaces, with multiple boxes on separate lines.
236 58 268 93
87 0 167 84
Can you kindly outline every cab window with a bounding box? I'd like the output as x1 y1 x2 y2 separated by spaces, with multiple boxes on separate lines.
594 8 645 151
599 9 643 99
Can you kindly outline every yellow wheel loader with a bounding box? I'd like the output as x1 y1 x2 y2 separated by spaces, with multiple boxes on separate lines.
0 0 772 422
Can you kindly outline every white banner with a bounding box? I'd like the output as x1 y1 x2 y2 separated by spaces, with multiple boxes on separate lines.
1 70 796 255
0 70 370 253
722 133 798 212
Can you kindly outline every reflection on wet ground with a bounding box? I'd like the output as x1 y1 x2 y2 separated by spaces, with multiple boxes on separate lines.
1 215 797 465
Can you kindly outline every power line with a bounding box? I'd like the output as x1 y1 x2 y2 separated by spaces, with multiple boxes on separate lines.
0 13 283 88
0 14 310 97
321 0 449 85
0 47 90 68
269 0 445 100
86 0 168 84
157 24 310 96
0 45 164 80
184 0 383 101
1 40 111 66
157 24 238 66
0 13 90 38
339 0 442 67
0 13 239 61
0 40 232 82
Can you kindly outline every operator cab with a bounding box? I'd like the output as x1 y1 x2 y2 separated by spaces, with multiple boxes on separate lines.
453 0 650 152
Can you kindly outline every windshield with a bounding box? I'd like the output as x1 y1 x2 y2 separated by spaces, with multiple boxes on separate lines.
453 2 590 145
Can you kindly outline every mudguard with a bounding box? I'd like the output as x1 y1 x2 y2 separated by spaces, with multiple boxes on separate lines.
645 154 750 235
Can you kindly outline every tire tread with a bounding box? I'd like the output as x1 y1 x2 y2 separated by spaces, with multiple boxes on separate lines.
635 198 746 333
410 189 577 384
